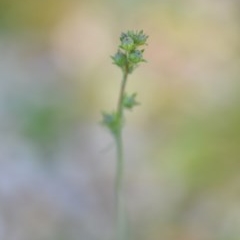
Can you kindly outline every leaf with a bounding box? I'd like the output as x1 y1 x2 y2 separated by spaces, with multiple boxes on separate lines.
123 93 140 110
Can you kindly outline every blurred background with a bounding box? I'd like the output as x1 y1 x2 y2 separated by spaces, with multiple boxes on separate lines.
0 0 240 239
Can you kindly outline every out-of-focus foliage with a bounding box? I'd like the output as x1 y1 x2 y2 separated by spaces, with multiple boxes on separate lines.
0 0 72 32
0 0 240 240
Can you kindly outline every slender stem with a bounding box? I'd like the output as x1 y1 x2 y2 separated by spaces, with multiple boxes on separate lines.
117 70 128 117
115 132 125 240
115 69 128 240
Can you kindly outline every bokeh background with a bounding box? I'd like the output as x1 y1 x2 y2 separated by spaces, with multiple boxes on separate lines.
1 0 240 239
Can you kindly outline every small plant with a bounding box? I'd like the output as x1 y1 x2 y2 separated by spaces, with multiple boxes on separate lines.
101 30 148 240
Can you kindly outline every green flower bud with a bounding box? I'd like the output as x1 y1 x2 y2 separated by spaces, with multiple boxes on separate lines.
127 30 148 46
120 35 135 51
129 49 144 63
123 93 139 110
111 51 127 67
101 111 121 134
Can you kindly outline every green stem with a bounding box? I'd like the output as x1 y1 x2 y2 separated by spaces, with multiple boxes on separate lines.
117 70 128 117
115 69 128 240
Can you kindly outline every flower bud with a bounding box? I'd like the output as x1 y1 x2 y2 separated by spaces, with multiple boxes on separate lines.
120 35 135 51
127 30 148 46
123 93 139 110
129 49 144 63
111 51 127 67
